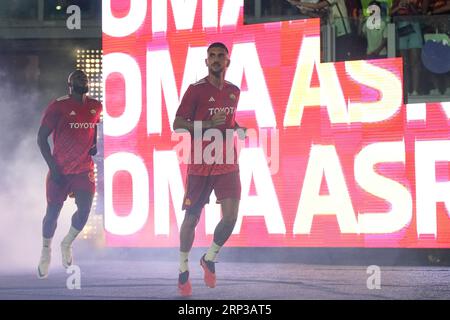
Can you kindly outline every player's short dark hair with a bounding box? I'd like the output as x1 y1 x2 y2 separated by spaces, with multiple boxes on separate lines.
207 42 229 54
68 69 86 84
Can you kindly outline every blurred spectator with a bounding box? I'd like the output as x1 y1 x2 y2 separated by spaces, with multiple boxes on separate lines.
245 0 300 20
362 1 389 59
244 0 255 20
423 0 450 14
262 0 296 16
348 0 365 18
286 0 332 23
361 0 394 17
272 0 283 15
422 0 450 95
346 0 368 60
287 0 363 60
392 0 425 96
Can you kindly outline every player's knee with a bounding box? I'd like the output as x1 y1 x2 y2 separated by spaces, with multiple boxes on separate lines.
76 201 92 214
223 215 237 226
76 208 90 220
74 192 94 210
43 214 53 224
79 208 90 217
73 211 90 228
46 203 62 216
183 211 200 228
43 215 57 228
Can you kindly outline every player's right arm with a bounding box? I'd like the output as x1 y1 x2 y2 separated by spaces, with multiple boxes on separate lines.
37 125 63 183
38 102 63 183
173 113 226 133
173 84 226 133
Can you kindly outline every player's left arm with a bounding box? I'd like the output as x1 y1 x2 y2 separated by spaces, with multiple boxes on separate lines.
89 125 98 155
232 91 246 139
234 121 245 131
89 103 102 156
233 122 247 140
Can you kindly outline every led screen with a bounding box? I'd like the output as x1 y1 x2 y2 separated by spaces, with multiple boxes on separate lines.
103 0 450 247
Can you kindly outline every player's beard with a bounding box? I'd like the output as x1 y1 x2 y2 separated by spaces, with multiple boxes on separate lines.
210 65 223 77
73 85 89 94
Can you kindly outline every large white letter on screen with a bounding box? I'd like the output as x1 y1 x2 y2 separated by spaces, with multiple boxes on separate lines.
103 53 142 137
293 145 358 234
105 152 149 235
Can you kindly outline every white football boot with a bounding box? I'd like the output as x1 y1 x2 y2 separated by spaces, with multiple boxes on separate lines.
37 247 51 279
60 242 73 269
